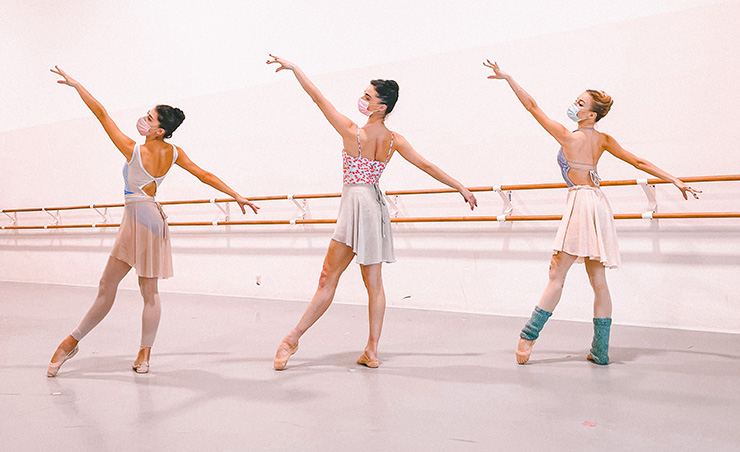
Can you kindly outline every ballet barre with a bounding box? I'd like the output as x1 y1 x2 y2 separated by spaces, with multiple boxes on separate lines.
1 174 738 230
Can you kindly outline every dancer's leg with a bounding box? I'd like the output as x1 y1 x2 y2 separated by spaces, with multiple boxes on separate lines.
516 252 578 364
134 276 161 371
585 259 612 364
357 263 384 367
585 258 612 318
48 256 131 375
274 239 355 369
536 252 579 312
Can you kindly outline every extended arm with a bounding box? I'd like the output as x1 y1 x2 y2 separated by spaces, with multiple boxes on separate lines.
267 55 355 139
394 134 477 210
604 134 700 199
175 148 260 214
483 60 573 146
51 66 135 159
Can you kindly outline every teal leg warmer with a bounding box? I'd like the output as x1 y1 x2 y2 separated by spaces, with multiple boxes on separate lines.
520 306 553 341
589 317 612 365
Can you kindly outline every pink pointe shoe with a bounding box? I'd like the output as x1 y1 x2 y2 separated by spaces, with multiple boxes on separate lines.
273 342 298 371
356 352 379 368
47 345 79 377
132 361 150 374
515 338 535 364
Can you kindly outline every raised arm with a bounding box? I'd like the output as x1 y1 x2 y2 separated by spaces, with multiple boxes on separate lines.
604 134 701 200
267 55 355 139
394 134 477 210
175 147 260 214
483 60 574 147
51 66 135 159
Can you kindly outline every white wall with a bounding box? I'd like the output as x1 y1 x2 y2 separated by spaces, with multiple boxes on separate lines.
1 2 739 333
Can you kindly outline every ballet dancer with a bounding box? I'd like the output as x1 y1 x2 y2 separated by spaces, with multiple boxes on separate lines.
46 66 259 376
267 55 477 370
484 60 700 365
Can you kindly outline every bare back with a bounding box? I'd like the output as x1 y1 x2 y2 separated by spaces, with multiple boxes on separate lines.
135 142 177 197
343 125 395 162
560 128 608 187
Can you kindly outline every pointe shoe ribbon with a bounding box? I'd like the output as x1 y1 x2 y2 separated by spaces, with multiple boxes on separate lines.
273 342 298 371
356 352 379 368
47 345 79 377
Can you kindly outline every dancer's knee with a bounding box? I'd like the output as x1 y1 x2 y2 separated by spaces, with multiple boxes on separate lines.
547 258 568 284
138 277 159 301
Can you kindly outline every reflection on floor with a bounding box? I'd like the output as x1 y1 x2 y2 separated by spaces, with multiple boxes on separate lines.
1 281 738 452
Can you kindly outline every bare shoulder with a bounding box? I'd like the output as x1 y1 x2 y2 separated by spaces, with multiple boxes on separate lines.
598 131 620 149
391 131 409 149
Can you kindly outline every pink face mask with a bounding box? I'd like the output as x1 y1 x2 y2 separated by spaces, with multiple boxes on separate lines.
136 116 157 136
357 98 376 116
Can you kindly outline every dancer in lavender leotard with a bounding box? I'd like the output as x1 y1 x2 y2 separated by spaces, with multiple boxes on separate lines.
484 59 700 365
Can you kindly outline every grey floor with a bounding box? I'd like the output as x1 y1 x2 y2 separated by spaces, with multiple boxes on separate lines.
1 281 738 452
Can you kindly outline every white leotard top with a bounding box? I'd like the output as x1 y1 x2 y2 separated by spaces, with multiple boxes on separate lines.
123 144 178 197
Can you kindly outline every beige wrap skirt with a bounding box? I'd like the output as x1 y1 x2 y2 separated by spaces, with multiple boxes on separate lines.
332 184 395 265
110 194 173 278
553 185 620 269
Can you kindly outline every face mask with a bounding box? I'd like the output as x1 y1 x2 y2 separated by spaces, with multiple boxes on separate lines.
567 103 584 122
136 116 158 136
358 98 377 116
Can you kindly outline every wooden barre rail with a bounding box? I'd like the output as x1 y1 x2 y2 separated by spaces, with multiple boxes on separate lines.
3 174 738 214
2 211 739 230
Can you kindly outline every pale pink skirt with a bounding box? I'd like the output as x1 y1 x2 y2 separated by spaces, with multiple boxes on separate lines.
332 184 395 265
553 186 620 269
110 194 173 278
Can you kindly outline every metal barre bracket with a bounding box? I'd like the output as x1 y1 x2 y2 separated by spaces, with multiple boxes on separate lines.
384 194 400 218
2 211 18 227
212 201 231 223
289 195 309 221
92 206 110 224
492 186 514 215
42 208 61 227
637 178 658 214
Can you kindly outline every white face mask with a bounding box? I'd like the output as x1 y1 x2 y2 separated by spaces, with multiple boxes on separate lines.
567 103 584 122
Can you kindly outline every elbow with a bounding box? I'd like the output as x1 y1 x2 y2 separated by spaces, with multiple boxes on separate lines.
199 172 215 184
523 100 538 113
633 158 650 171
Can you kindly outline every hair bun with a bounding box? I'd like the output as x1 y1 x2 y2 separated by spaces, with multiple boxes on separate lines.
586 89 613 122
371 79 400 116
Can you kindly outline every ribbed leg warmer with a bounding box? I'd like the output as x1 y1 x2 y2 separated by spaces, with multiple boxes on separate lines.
520 306 553 341
589 317 612 365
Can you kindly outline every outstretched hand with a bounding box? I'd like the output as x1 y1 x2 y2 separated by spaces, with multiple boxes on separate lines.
483 59 508 80
50 65 79 88
461 188 478 211
236 196 260 215
677 182 701 200
266 54 297 73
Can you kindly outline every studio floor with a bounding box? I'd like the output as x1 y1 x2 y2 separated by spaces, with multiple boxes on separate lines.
0 280 738 452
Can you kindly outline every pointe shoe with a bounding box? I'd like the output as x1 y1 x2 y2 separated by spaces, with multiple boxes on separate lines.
515 338 535 364
356 352 379 368
47 345 79 377
132 361 150 374
273 342 298 371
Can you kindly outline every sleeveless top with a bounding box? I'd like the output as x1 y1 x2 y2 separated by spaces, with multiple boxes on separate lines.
123 143 179 196
557 127 601 187
342 129 394 185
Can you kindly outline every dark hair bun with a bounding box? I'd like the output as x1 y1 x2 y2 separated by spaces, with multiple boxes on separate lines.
370 79 399 116
155 105 186 139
